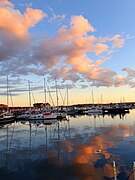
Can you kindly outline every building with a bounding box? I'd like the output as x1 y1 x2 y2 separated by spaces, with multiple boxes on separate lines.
0 104 8 112
33 102 51 109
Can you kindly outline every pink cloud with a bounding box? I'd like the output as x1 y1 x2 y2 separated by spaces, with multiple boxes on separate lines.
112 35 125 49
114 75 128 87
33 16 107 71
93 58 110 66
0 0 46 63
122 67 135 78
27 15 128 88
87 68 117 87
97 35 125 50
93 43 108 55
0 0 13 7
0 4 45 38
70 15 95 36
49 66 80 83
0 3 129 89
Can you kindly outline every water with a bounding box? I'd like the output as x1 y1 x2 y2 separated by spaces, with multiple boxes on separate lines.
0 110 135 180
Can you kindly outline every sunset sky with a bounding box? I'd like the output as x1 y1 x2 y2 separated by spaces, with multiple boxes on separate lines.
0 0 135 107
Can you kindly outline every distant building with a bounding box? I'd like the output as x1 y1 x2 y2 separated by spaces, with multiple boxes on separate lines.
0 104 8 112
33 102 51 109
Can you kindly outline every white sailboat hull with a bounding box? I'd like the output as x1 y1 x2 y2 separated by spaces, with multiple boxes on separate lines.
27 113 57 121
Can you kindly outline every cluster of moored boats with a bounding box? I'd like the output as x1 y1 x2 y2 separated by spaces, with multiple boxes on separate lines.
0 104 132 124
16 110 67 121
0 109 67 124
67 104 131 116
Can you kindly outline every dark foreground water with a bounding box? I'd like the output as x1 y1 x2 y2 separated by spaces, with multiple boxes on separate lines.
1 110 135 180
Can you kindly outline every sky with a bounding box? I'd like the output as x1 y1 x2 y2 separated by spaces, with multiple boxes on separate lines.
0 0 135 107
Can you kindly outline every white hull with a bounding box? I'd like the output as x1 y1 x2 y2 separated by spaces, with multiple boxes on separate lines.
16 114 30 120
27 113 57 121
88 108 102 114
0 112 15 123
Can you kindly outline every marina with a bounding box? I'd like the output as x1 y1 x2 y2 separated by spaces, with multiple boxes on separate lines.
0 0 135 179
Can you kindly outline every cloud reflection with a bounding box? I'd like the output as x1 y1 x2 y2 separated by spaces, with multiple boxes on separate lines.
0 118 135 179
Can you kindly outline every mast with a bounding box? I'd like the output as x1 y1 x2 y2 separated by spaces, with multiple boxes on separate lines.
45 125 48 160
44 78 47 109
113 161 117 180
7 75 9 111
92 89 94 105
133 162 135 180
101 94 103 104
67 87 68 110
55 80 59 112
29 122 32 159
93 116 96 134
28 80 32 110
5 125 9 170
57 120 60 161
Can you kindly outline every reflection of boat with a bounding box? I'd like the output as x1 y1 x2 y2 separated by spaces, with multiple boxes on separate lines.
30 119 57 126
102 106 130 114
0 122 13 128
0 122 16 170
28 118 57 160
56 111 67 119
102 112 127 119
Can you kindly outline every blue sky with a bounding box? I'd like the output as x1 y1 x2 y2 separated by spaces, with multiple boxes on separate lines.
0 0 135 106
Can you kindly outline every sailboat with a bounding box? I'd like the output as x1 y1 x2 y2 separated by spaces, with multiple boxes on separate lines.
16 80 32 121
27 79 57 121
0 76 15 124
87 90 102 115
53 80 67 119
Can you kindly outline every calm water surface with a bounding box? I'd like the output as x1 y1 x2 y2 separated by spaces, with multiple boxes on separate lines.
1 110 135 180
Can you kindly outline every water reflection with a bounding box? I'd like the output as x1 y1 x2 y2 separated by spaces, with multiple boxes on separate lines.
88 111 129 120
0 110 135 179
